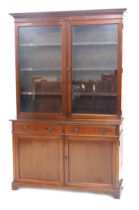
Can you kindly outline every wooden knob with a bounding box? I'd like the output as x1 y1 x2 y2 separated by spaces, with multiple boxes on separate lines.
64 155 68 160
75 127 80 133
48 127 52 132
99 128 106 134
67 67 70 72
23 125 29 130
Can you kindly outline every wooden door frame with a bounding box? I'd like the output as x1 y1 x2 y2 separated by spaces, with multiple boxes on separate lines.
66 19 123 120
64 135 119 189
12 133 64 186
15 21 67 120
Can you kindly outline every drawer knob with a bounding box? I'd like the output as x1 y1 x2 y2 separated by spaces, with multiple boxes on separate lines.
48 127 52 132
64 155 68 160
99 128 106 134
75 127 80 133
23 125 29 130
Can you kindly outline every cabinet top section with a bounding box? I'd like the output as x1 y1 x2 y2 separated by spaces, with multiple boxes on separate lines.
10 8 126 22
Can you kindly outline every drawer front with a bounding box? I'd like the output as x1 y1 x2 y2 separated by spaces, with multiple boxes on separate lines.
13 122 62 134
65 125 116 136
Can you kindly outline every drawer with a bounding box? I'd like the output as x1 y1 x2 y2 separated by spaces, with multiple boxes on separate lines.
65 125 116 136
12 122 62 134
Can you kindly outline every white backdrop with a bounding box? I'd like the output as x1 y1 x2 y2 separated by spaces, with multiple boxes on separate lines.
0 0 139 209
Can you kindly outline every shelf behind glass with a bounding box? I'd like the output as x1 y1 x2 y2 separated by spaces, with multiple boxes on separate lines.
20 67 116 72
73 92 117 97
20 42 117 47
72 67 116 71
21 91 62 96
20 68 61 72
20 43 61 47
20 94 62 113
72 95 117 114
73 42 117 46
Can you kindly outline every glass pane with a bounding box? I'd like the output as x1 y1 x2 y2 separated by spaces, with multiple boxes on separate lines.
19 26 62 113
72 24 118 114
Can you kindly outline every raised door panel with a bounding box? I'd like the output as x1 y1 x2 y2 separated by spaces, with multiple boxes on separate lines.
14 134 64 185
65 136 115 188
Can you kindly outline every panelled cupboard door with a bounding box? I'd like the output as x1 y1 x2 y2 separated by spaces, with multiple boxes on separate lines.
13 134 64 185
65 135 118 189
67 19 122 118
16 21 67 119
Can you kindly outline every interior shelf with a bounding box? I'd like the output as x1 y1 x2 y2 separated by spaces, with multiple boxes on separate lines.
20 42 117 47
20 68 61 71
72 67 116 71
20 67 116 72
21 91 116 97
73 42 117 46
21 91 62 96
73 92 117 97
20 43 61 47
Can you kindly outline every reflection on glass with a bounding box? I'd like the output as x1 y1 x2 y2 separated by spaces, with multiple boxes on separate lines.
19 26 62 113
72 24 118 114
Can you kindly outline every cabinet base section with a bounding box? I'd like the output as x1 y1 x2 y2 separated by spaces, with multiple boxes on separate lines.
12 179 123 199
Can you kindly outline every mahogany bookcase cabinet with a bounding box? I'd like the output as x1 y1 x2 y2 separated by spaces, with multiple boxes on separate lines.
10 8 126 198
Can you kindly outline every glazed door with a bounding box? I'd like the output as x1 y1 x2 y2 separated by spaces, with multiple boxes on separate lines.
13 134 64 185
67 20 122 118
65 135 118 188
17 22 66 118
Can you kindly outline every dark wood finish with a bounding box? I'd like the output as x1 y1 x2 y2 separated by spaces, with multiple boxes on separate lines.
12 120 121 198
10 9 126 198
68 19 121 118
12 122 62 134
117 20 123 115
65 125 116 136
10 8 126 22
65 136 113 185
12 133 64 185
